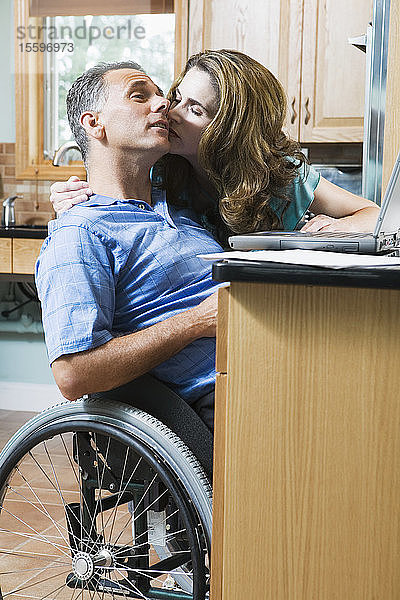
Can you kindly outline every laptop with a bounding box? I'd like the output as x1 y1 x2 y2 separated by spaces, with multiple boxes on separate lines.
229 153 400 255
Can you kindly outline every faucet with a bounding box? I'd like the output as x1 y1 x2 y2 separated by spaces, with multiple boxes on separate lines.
52 141 82 166
2 195 23 228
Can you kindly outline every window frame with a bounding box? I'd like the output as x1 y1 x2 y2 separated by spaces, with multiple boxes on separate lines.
14 0 188 181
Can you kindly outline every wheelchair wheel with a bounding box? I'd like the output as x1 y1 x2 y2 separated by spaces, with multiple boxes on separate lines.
0 398 212 599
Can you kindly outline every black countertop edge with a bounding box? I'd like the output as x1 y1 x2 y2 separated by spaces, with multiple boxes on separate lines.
212 259 400 290
0 273 35 283
0 227 48 239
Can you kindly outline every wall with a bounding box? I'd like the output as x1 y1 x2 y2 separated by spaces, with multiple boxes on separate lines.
0 3 59 411
0 279 62 411
0 143 55 224
0 0 15 143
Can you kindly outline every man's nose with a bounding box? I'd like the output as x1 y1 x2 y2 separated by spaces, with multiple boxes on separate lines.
153 96 170 114
167 103 181 123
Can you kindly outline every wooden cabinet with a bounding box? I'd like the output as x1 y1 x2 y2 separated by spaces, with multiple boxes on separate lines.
297 0 373 142
0 239 12 273
0 238 43 275
188 0 372 143
211 280 400 599
197 1 284 81
13 239 44 274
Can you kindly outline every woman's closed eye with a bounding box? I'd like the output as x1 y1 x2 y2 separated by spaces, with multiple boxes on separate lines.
171 97 203 116
190 105 203 116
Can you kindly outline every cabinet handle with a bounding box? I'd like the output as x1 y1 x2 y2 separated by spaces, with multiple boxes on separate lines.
304 97 311 125
290 97 297 124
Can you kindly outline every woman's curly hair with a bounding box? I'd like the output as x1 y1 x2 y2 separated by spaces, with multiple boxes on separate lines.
162 49 307 234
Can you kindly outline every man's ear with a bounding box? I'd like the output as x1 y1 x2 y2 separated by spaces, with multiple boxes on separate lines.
80 111 105 140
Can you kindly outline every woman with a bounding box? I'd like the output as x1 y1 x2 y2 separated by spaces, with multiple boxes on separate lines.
50 49 378 245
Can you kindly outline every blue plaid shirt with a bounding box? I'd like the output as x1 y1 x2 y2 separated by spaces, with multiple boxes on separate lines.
35 188 223 402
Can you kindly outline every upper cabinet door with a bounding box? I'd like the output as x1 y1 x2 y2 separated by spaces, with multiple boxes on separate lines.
276 0 304 141
300 0 373 142
187 0 373 144
199 0 283 77
188 0 303 139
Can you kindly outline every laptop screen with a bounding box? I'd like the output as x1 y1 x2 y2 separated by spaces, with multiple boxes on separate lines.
374 152 400 236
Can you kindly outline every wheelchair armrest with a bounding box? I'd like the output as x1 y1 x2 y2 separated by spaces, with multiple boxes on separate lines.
89 374 214 481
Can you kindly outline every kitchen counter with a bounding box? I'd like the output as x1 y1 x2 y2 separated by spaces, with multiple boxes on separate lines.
210 258 400 600
0 225 48 239
212 257 400 289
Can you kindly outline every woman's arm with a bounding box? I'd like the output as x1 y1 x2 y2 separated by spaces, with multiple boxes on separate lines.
301 176 379 233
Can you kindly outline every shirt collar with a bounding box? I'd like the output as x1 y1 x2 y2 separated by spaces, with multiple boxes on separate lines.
81 187 165 209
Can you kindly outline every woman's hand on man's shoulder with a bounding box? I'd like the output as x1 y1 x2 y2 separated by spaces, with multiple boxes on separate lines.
50 176 92 213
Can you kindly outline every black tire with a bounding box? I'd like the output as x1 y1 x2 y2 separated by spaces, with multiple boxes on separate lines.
0 398 212 599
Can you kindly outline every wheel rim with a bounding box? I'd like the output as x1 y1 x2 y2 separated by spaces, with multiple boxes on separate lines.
0 420 209 599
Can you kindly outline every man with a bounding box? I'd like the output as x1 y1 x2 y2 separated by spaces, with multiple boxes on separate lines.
36 61 223 432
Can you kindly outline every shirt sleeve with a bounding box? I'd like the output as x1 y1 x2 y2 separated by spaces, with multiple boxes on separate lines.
269 162 321 230
35 225 116 364
284 163 321 229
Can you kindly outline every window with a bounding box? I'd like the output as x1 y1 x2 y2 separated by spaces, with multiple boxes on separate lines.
43 13 175 160
14 0 188 180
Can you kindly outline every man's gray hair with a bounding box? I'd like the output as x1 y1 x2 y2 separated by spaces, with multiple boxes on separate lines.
66 61 144 167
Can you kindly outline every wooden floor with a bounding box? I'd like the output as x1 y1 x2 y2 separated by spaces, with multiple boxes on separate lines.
0 409 37 452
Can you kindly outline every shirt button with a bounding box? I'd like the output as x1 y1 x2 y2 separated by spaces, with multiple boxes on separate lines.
138 203 145 210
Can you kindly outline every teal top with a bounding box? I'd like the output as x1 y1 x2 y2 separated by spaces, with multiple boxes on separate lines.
152 160 321 245
269 162 321 229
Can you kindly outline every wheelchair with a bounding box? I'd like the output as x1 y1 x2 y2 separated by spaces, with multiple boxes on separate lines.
0 374 214 599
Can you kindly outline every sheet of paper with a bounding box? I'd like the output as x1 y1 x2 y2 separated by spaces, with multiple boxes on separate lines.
198 249 400 269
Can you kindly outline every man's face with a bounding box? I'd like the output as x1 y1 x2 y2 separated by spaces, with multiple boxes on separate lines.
96 68 170 158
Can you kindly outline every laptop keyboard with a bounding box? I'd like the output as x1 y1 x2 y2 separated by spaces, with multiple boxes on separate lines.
305 232 371 238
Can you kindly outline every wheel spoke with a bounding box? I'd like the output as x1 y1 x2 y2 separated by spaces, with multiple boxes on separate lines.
113 546 190 562
91 452 145 554
42 579 70 600
113 527 187 559
60 433 103 548
0 563 72 575
4 565 72 597
113 565 147 599
91 434 111 552
132 489 169 526
113 563 193 579
0 546 70 563
0 507 71 556
27 446 96 549
43 440 85 557
111 475 164 549
101 448 138 546
6 477 70 547
106 446 130 548
82 434 111 555
130 508 179 547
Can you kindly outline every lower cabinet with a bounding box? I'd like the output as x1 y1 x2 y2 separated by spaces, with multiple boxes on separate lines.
211 281 400 599
0 238 44 275
13 238 44 274
0 239 12 273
